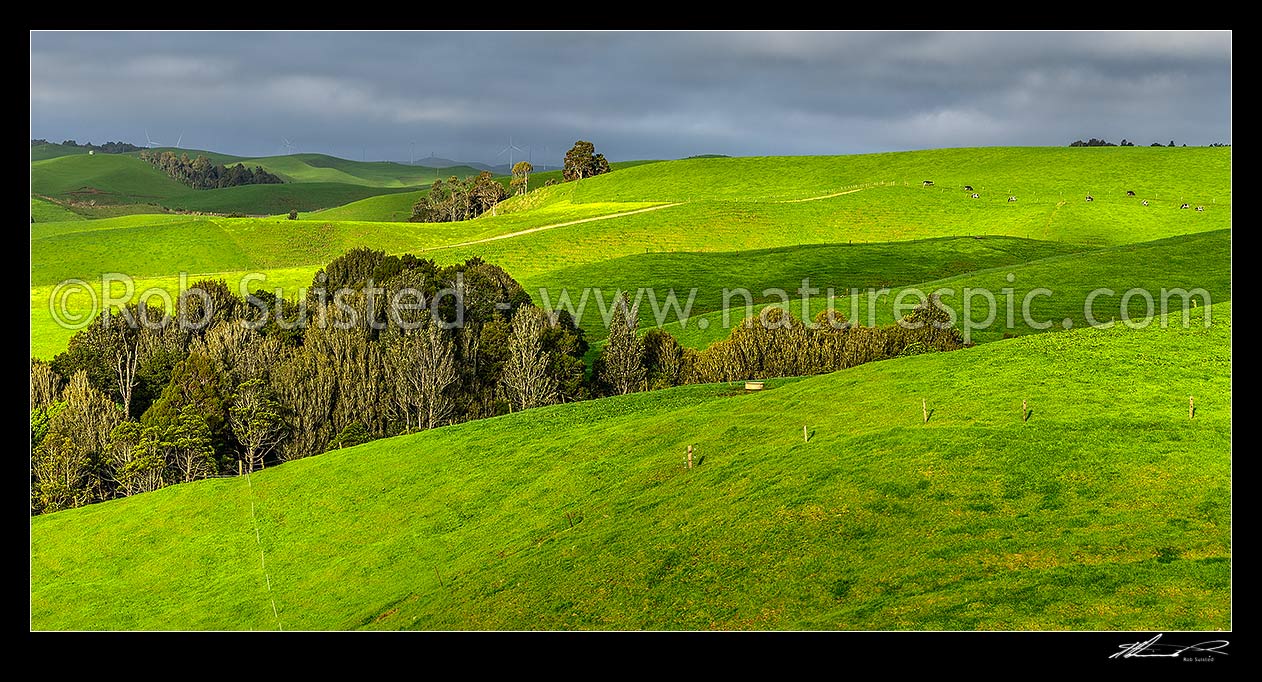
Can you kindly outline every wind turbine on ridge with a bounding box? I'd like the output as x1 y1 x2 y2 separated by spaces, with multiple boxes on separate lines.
498 136 524 170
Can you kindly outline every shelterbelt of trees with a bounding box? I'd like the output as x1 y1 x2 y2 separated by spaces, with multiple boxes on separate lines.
29 247 964 515
138 150 283 190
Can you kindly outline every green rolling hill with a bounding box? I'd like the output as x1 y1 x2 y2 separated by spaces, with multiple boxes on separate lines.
29 147 1231 359
31 143 93 162
231 153 483 187
29 303 1231 630
309 160 665 222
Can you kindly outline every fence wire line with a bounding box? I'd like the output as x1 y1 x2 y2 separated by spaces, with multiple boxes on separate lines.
245 472 283 631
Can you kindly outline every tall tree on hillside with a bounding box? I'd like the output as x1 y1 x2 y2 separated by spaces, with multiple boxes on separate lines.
141 352 231 461
30 359 61 411
229 378 286 473
106 421 167 497
642 328 685 390
169 404 217 482
32 371 121 512
600 293 647 395
563 140 611 181
510 161 534 195
383 322 458 430
501 306 557 411
471 171 508 217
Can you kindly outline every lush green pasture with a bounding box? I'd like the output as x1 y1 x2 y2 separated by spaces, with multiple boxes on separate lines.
31 143 92 161
30 199 659 357
29 148 1231 359
31 199 663 287
31 304 1232 630
32 154 191 204
231 153 483 187
31 153 422 217
30 197 84 223
524 236 1089 339
308 191 426 222
566 147 1231 204
310 160 664 222
661 230 1231 348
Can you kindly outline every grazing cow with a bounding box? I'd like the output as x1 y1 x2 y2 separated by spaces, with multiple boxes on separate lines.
1126 190 1136 196
1085 195 1094 202
1180 203 1190 209
923 180 934 187
971 193 980 199
963 185 974 191
1007 196 1017 202
1196 206 1205 212
1142 200 1150 206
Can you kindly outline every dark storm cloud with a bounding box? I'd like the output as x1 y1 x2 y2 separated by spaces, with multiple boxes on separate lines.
30 31 1231 165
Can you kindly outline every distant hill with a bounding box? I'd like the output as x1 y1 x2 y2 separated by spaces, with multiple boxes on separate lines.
31 143 92 162
30 154 417 217
415 155 496 172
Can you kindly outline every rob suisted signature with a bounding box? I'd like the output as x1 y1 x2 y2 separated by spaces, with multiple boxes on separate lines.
1110 634 1229 660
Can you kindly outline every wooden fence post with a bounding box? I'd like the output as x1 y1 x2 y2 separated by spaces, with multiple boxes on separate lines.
687 445 693 469
803 425 809 442
1022 399 1028 422
922 398 928 424
1190 395 1194 419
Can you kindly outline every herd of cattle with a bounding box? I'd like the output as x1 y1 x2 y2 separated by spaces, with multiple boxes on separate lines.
921 180 1205 211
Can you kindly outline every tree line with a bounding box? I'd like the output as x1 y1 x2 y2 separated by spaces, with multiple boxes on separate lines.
33 138 145 153
1069 138 1208 148
138 150 284 190
30 248 964 514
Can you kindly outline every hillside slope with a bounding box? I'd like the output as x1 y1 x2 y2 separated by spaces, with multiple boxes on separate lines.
29 148 1232 360
30 154 421 217
31 305 1231 630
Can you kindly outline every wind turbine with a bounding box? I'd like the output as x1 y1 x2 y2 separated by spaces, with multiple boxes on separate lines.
145 130 159 149
172 132 184 149
498 137 523 171
281 137 297 155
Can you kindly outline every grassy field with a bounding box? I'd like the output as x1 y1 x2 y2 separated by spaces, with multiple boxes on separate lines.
654 229 1232 348
31 153 424 218
310 160 664 222
230 153 484 187
31 143 93 161
30 197 84 223
30 303 1231 630
29 148 1231 360
523 236 1090 339
32 154 191 204
564 147 1231 204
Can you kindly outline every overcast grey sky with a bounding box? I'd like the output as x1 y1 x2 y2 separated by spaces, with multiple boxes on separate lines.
30 31 1231 165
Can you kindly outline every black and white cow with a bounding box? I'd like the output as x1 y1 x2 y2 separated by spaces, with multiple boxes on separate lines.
1007 196 1017 202
1180 203 1190 209
1142 200 1150 206
971 193 980 199
1126 190 1136 197
923 180 934 187
1085 195 1094 202
963 185 973 191
1196 206 1205 212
